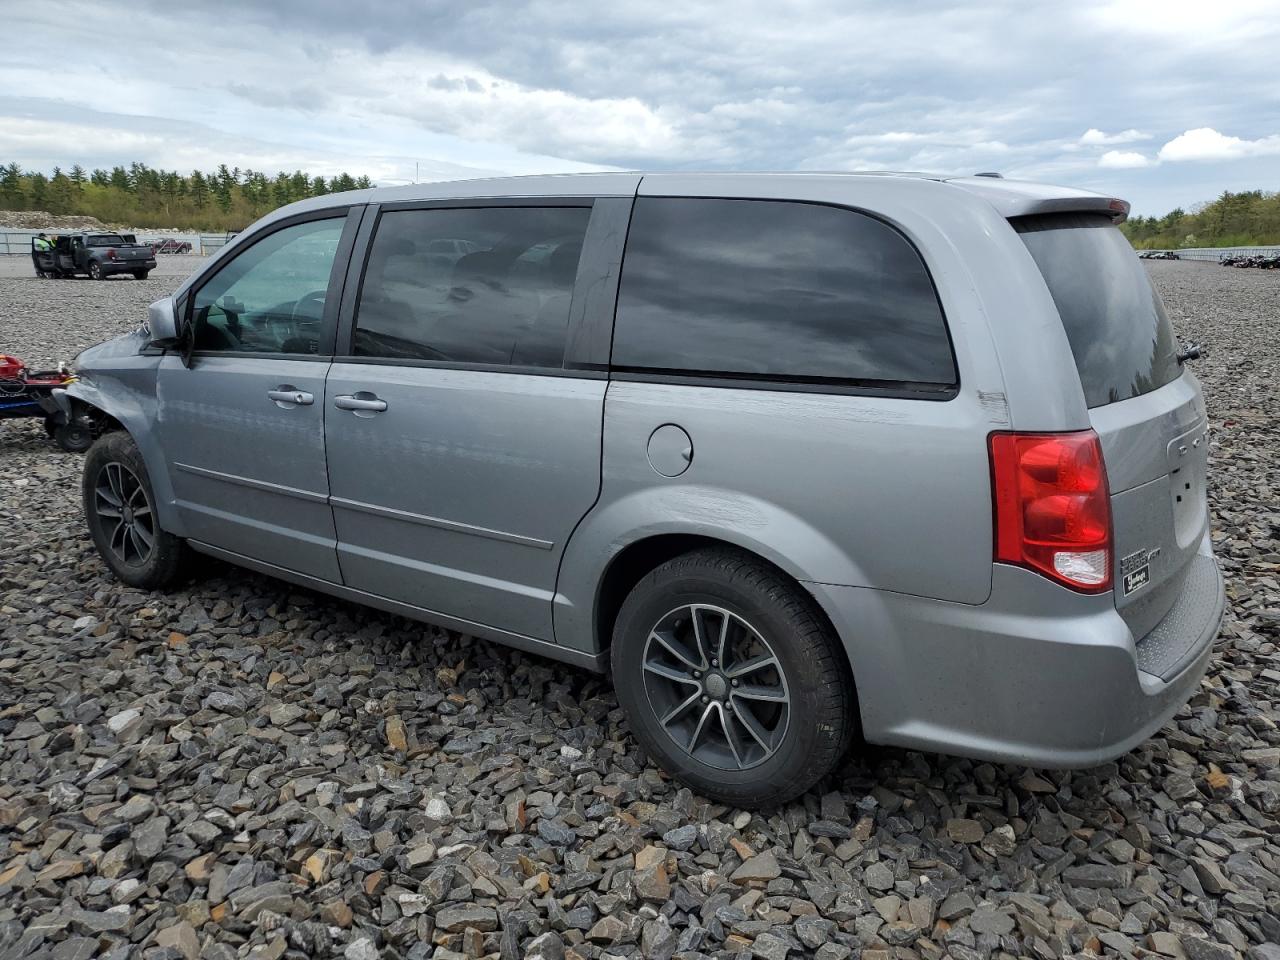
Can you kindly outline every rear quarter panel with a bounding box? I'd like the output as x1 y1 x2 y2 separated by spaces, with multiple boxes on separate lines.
555 175 1092 654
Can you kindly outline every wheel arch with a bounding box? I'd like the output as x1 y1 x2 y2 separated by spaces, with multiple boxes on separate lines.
555 485 872 656
598 534 863 803
66 379 185 536
585 534 857 702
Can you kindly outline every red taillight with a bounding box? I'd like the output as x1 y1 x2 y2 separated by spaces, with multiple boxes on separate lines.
989 430 1112 592
107 248 117 260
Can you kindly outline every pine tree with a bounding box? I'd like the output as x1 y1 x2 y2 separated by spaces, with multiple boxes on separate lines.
29 172 49 209
0 162 23 207
189 171 210 209
48 168 75 213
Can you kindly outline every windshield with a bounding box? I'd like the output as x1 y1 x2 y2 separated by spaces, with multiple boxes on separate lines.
87 234 126 246
1015 214 1180 408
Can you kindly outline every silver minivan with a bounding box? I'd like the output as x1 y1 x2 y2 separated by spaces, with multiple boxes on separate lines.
67 172 1224 806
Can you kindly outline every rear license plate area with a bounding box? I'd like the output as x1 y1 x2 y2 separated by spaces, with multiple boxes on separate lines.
1166 424 1208 549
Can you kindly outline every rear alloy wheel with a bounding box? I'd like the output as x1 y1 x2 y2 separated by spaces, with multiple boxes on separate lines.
612 548 856 808
83 431 190 588
89 262 104 280
641 603 790 771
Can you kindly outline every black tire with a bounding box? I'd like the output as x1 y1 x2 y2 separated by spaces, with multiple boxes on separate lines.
83 431 190 589
132 270 149 280
54 418 94 453
89 262 105 281
611 547 856 808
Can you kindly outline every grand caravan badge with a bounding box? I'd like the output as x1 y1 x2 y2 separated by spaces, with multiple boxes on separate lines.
1120 548 1160 596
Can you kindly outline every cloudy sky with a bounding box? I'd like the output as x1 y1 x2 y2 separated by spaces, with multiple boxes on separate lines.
4 0 1278 214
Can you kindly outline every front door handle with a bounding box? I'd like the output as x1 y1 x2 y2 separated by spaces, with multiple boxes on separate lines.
333 393 388 413
268 386 314 406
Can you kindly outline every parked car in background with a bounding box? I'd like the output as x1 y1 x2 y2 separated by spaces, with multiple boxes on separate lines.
36 232 157 280
65 172 1223 806
144 238 194 255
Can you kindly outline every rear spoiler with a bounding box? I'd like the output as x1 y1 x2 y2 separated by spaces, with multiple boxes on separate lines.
945 177 1130 224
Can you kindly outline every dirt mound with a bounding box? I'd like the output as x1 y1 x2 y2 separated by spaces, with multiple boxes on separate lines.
0 210 112 230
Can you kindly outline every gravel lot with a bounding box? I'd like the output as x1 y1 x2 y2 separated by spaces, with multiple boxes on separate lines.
2 257 1278 960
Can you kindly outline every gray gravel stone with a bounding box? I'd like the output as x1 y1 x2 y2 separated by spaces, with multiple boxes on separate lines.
864 861 895 891
435 905 498 933
731 850 781 883
1183 939 1238 960
662 823 698 851
1062 863 1134 889
970 907 1015 936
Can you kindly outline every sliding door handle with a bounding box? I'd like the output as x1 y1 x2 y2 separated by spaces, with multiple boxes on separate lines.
333 393 388 413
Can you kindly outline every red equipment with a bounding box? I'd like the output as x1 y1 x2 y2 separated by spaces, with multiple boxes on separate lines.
0 354 92 451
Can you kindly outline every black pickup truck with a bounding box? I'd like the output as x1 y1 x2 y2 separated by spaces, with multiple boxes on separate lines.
33 232 157 280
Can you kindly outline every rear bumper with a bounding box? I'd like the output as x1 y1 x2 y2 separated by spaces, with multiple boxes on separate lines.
808 532 1224 769
99 259 156 274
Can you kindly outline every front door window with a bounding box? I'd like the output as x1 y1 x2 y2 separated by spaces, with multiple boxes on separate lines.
191 218 344 355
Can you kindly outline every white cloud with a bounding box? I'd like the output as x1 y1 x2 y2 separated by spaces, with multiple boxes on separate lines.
332 51 683 163
1083 0 1279 42
1157 127 1280 162
1080 128 1149 146
1098 149 1151 169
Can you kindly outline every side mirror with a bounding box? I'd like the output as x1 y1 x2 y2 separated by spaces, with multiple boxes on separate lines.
147 297 181 347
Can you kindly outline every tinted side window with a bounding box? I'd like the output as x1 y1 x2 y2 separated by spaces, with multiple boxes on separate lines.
192 217 344 354
353 206 591 368
613 198 955 388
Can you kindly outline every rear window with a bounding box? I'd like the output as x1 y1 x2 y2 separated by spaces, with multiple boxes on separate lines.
87 234 126 246
612 198 956 391
1015 214 1180 408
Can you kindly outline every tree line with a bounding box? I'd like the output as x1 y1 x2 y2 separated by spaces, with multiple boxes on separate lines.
4 162 1276 246
1122 190 1280 249
0 162 374 231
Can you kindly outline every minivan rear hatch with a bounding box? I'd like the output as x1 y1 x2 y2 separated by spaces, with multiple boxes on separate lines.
1015 214 1213 676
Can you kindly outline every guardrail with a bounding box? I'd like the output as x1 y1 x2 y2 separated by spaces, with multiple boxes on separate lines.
0 228 235 256
1141 245 1280 262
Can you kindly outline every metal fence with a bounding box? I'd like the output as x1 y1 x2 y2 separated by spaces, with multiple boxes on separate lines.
0 228 235 257
1141 245 1280 262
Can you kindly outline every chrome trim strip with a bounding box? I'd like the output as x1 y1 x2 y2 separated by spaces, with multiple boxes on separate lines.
329 496 554 550
173 461 329 504
185 540 604 672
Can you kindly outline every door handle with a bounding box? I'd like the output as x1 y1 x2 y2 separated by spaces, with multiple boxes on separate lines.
267 387 314 406
333 393 388 413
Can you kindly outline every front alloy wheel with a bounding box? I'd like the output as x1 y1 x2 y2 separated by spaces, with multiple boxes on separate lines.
83 431 191 588
92 461 156 567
